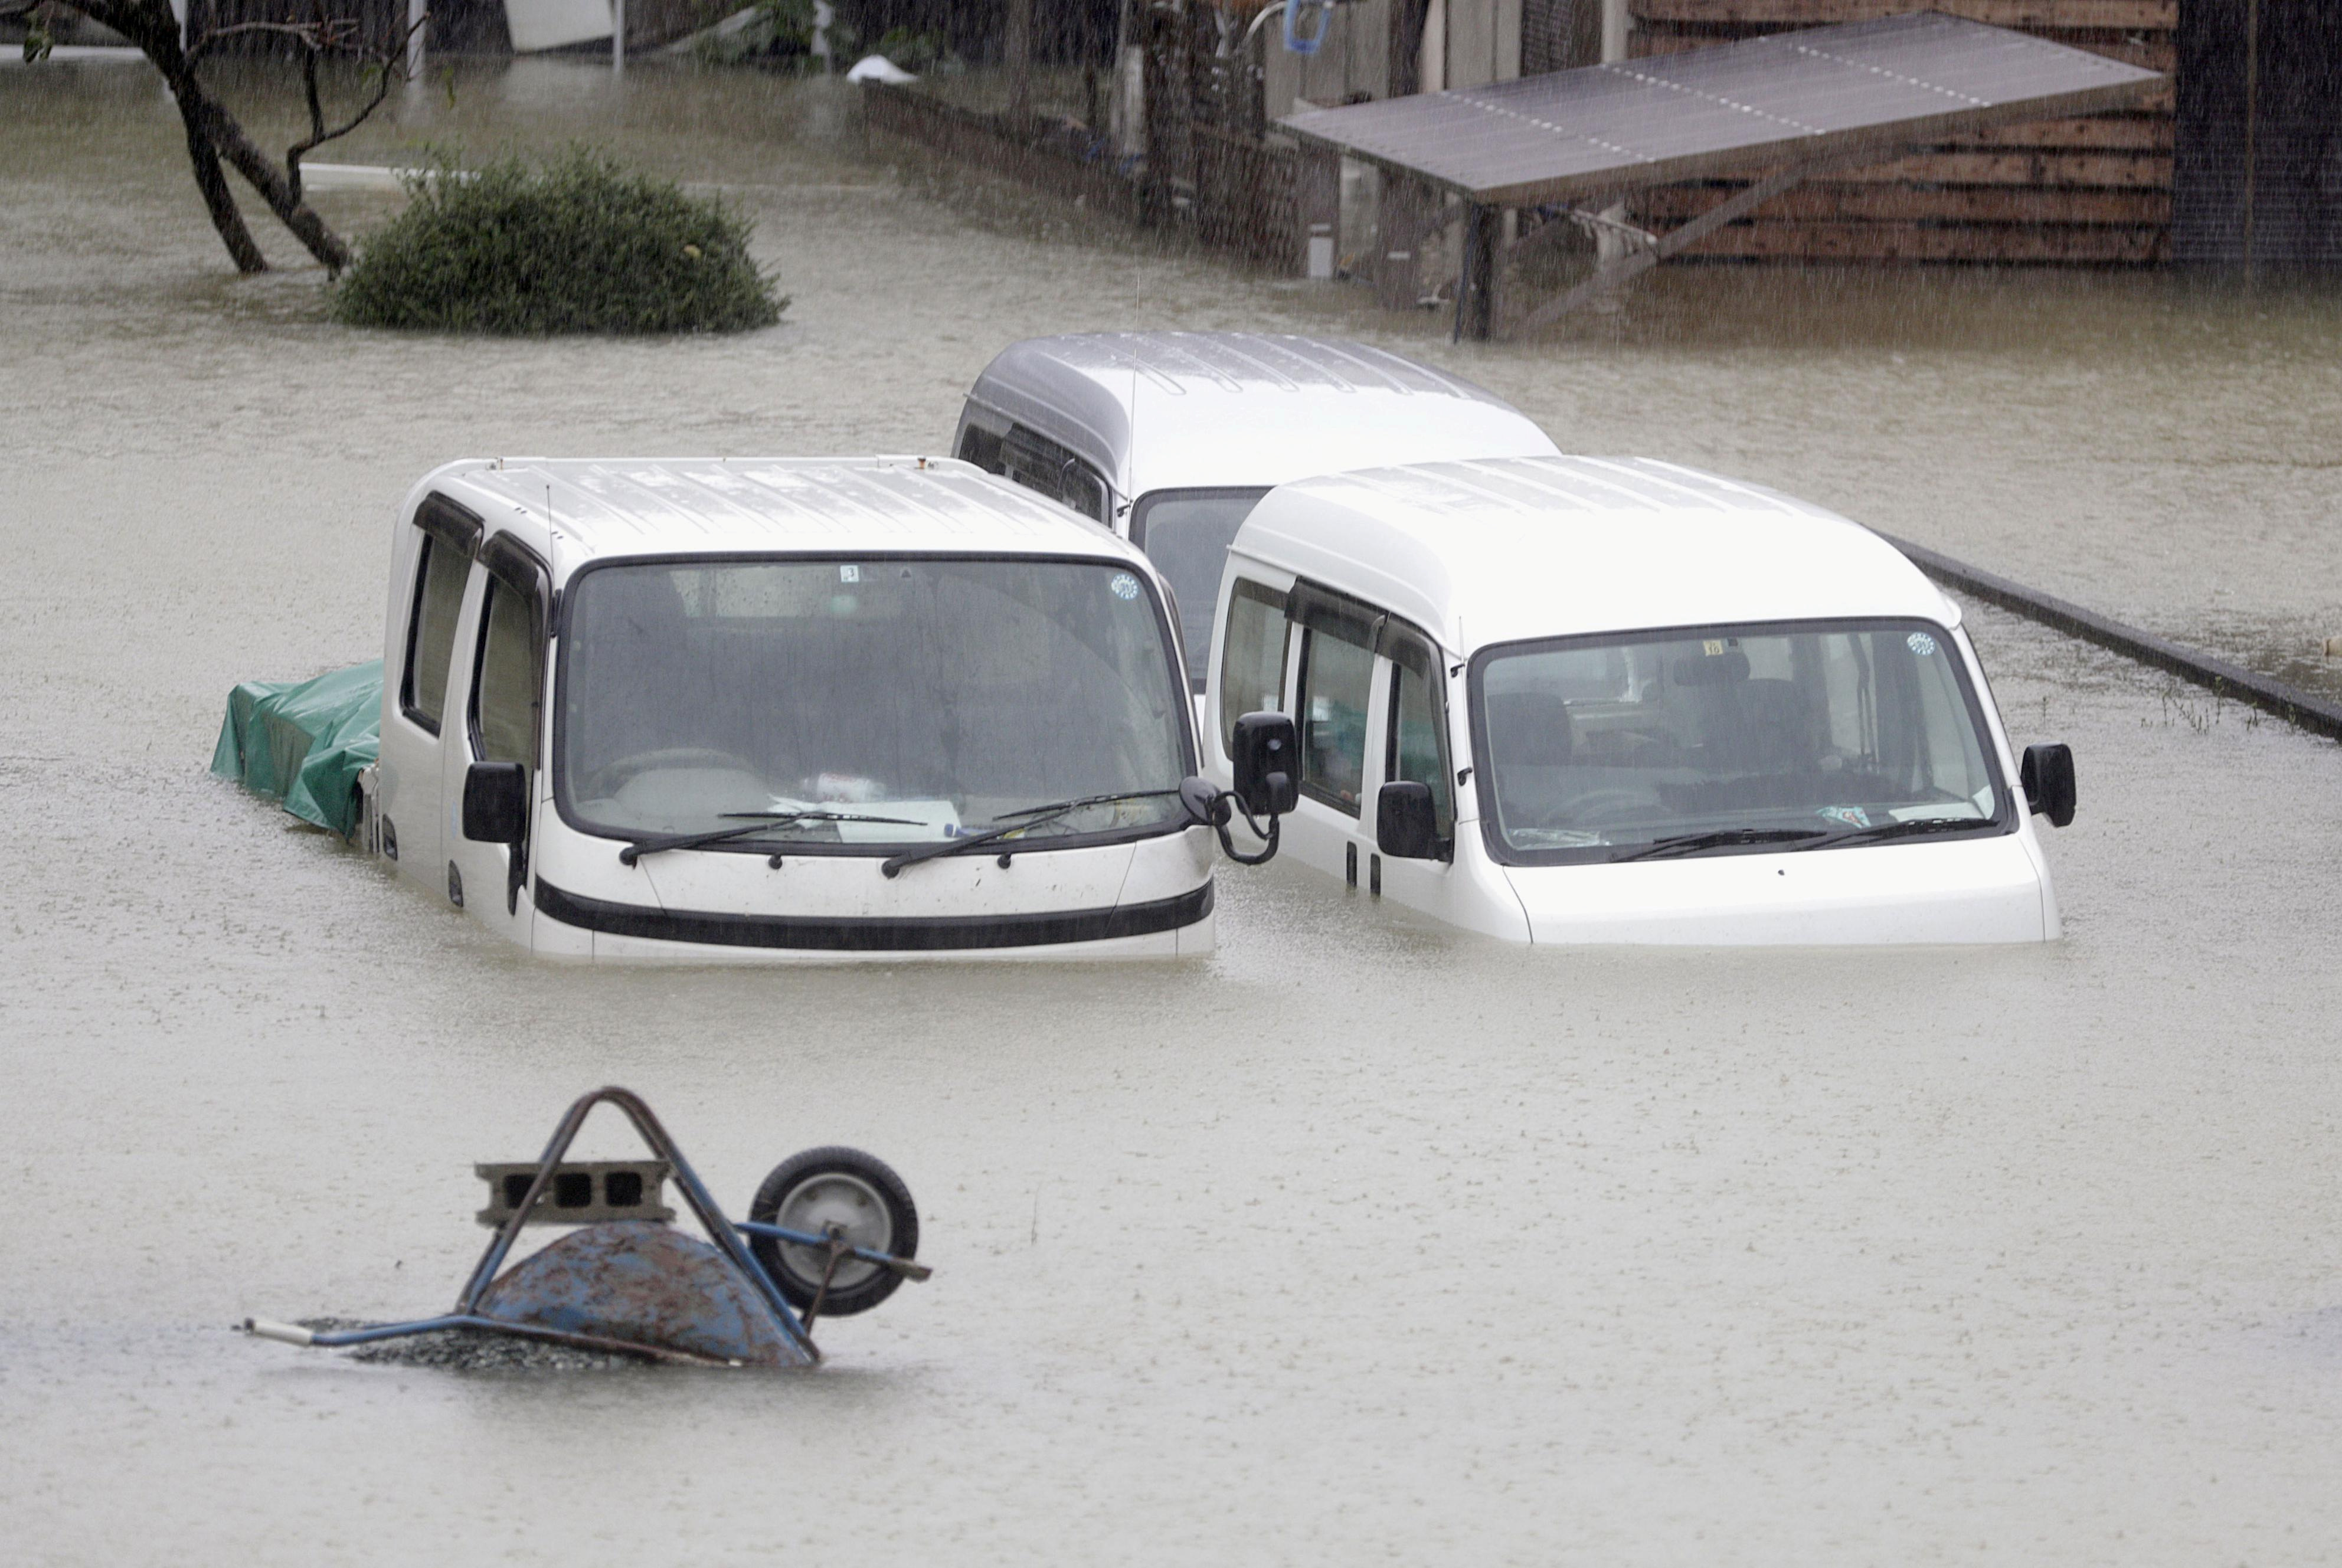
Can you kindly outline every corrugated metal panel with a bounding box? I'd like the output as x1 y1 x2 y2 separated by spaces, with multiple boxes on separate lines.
1281 12 2162 206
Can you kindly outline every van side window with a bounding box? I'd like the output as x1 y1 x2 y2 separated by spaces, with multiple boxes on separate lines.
1219 580 1289 757
1386 640 1454 843
1296 617 1375 818
472 576 540 774
400 533 469 734
1001 425 1111 524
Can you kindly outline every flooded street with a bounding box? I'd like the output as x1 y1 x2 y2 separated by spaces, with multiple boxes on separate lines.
5 56 2342 1564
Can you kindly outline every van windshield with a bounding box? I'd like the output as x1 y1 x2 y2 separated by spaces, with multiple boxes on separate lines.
1131 488 1270 686
558 558 1192 851
1474 619 2008 864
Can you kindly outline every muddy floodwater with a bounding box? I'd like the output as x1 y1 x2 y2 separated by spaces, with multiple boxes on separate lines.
5 56 2342 1566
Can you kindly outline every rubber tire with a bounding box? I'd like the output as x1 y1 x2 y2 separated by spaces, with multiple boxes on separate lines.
748 1146 919 1318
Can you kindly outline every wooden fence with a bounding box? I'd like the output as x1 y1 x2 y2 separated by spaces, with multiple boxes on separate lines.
1627 0 2177 263
862 83 1143 222
865 57 1298 271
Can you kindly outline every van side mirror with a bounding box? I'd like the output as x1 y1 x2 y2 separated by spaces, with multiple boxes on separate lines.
1229 711 1298 817
2019 743 2076 828
1376 781 1441 860
463 761 528 844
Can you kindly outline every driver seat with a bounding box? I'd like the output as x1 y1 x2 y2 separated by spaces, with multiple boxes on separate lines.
1487 691 1574 769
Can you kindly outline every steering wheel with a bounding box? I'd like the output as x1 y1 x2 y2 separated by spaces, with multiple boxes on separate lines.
1523 788 1656 830
581 747 763 800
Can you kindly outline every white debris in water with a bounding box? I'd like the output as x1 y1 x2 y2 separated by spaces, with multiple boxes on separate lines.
845 54 917 84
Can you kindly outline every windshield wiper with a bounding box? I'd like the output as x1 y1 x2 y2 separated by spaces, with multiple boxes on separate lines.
618 809 923 866
880 788 1184 878
1610 827 1828 862
1792 815 1991 851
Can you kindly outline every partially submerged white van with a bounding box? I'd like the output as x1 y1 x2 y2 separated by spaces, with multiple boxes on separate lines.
951 332 1562 684
368 456 1298 961
1199 456 2077 945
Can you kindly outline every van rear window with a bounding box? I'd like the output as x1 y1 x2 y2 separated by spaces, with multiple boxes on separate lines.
1133 489 1268 683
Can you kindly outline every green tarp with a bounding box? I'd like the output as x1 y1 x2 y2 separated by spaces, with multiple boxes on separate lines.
211 660 382 837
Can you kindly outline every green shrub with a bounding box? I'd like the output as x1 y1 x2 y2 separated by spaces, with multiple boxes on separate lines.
873 27 955 73
332 151 786 335
696 0 819 67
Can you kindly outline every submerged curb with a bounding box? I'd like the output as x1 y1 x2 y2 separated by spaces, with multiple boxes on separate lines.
1878 532 2342 744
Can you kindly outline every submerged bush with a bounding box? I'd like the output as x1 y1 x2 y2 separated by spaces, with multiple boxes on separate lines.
332 151 785 335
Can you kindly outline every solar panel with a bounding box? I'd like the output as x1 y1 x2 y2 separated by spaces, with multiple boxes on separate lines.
1281 12 2165 208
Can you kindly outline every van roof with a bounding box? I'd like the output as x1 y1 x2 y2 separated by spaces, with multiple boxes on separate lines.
962 332 1561 500
415 456 1144 583
1232 456 1960 654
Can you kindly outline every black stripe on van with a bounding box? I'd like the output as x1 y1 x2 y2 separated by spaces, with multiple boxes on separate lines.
532 880 1213 952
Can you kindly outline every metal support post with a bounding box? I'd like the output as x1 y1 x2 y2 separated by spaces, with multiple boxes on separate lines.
611 0 625 72
1452 202 1497 341
1595 0 1631 267
1298 146 1341 279
1508 146 1884 336
1376 175 1434 310
1006 0 1034 126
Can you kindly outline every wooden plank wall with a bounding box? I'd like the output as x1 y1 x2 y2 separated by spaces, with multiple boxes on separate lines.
1627 0 2177 263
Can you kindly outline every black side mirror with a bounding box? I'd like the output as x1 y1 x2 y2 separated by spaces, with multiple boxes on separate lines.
463 761 529 844
1179 774 1225 827
1229 711 1299 818
2019 743 2076 828
1376 781 1441 860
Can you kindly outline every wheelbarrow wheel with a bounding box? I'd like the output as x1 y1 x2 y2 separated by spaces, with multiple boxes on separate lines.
748 1147 919 1318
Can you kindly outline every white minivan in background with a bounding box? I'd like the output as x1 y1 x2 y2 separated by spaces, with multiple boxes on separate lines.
951 332 1561 686
1199 456 2078 945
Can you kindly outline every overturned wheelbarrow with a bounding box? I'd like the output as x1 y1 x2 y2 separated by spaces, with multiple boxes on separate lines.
242 1086 928 1367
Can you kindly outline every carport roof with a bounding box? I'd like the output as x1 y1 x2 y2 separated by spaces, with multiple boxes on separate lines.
1279 12 2164 208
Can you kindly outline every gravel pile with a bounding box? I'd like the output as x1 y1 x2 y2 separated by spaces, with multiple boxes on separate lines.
297 1319 648 1373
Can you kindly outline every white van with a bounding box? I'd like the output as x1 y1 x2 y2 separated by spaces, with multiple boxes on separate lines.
951 332 1562 685
369 456 1298 961
1199 456 2077 945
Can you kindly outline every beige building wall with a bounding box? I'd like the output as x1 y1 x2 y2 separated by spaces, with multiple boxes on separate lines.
1262 0 1394 119
1437 0 1521 90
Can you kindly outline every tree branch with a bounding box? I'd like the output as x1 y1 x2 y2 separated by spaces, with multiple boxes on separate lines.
174 70 270 271
25 0 424 276
286 57 396 207
186 19 361 64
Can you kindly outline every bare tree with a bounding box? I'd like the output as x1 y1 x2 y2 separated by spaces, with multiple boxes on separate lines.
10 0 422 273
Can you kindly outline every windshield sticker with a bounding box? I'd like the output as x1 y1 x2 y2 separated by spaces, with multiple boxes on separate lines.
814 772 882 803
1702 639 1726 656
1817 805 1872 829
839 564 862 584
1110 572 1140 601
1906 631 1938 657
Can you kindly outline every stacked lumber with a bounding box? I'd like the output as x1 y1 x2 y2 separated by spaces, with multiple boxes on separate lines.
1627 0 2176 263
